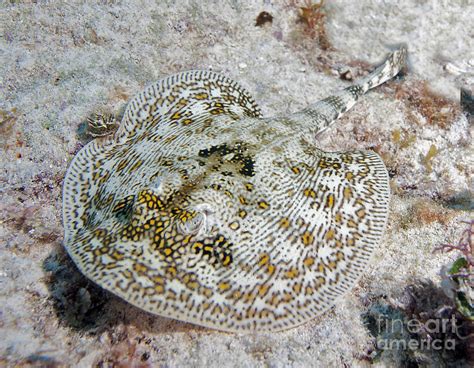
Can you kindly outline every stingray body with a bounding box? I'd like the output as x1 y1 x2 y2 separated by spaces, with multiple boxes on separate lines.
63 47 406 332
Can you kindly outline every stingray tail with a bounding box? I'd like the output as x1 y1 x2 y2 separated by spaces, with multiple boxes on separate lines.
293 46 407 135
358 45 407 93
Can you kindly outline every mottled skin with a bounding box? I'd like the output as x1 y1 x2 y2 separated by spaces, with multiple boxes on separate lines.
63 47 407 332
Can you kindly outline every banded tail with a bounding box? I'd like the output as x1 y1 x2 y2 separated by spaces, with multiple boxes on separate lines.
294 46 407 135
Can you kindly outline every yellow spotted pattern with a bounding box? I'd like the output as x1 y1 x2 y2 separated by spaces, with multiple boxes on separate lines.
63 47 406 333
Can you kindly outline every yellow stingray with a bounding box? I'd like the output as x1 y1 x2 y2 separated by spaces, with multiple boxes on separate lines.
63 47 406 332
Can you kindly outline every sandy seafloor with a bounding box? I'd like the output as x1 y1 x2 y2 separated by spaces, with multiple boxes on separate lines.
0 1 473 367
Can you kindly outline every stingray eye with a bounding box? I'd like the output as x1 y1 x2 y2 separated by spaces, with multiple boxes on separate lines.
177 212 204 235
149 176 162 192
177 204 215 236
